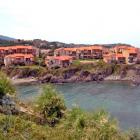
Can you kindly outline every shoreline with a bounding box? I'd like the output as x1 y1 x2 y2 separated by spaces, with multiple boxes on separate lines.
12 76 133 85
12 77 38 85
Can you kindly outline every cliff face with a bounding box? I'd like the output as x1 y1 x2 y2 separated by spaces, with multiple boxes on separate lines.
2 64 140 85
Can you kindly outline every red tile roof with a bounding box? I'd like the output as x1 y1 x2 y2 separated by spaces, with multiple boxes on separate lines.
127 48 138 54
46 56 72 61
5 54 34 59
0 46 34 50
115 53 125 58
55 46 103 52
54 56 72 61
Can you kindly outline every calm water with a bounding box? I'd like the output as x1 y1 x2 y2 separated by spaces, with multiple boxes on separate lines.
16 81 140 129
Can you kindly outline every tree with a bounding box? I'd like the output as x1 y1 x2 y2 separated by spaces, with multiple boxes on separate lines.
0 72 15 98
35 85 66 126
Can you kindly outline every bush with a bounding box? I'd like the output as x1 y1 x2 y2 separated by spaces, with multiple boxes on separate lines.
0 72 15 98
35 85 66 126
0 114 48 140
128 129 140 140
57 108 125 140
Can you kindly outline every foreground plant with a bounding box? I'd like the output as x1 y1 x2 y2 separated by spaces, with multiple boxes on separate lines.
35 84 66 126
0 71 15 98
0 83 138 140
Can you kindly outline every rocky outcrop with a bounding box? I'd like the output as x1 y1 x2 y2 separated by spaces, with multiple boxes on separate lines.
63 68 79 79
9 64 140 86
38 74 53 83
0 95 19 115
50 76 65 83
38 70 107 83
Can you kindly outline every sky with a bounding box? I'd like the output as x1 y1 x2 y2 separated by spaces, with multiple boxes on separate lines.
0 0 140 46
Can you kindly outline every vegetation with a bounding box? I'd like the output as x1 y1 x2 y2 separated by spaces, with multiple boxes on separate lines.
0 71 15 97
35 85 66 126
1 65 47 78
0 114 48 140
0 81 139 139
2 59 139 81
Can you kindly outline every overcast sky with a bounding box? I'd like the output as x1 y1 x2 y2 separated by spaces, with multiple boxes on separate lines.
0 0 140 46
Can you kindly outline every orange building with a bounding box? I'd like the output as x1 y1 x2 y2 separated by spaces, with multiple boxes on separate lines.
54 46 104 59
0 45 36 66
4 54 34 66
45 56 73 68
103 45 139 64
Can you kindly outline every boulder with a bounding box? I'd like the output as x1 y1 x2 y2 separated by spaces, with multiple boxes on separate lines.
39 74 53 83
63 68 79 79
50 76 64 83
132 76 140 86
80 71 90 77
90 73 98 81
98 73 104 81
0 95 19 115
65 76 79 83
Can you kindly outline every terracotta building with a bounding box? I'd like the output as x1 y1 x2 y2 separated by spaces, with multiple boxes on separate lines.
103 45 139 64
0 45 36 66
45 56 73 68
54 46 104 59
4 54 34 66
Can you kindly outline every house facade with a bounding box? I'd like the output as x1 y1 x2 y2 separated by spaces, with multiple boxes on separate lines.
103 45 139 64
4 54 34 66
54 46 104 59
0 45 36 66
45 56 73 68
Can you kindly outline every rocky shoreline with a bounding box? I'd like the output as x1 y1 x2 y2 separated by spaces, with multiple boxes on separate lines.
11 77 38 85
11 73 137 86
6 64 140 86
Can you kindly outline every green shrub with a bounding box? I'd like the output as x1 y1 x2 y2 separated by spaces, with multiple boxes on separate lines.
35 85 66 126
0 114 48 140
128 129 140 140
72 60 82 67
0 71 15 97
56 108 125 140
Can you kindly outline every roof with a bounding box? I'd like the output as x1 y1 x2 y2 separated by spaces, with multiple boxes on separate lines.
64 48 77 51
0 46 34 50
55 56 72 61
115 53 125 58
55 46 103 52
127 48 138 54
5 54 34 59
46 56 72 61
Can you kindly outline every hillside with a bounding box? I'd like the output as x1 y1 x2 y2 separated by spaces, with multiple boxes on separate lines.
0 35 16 41
0 35 134 49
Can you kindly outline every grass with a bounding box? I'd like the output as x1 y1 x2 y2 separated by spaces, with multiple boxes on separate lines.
0 81 139 140
0 71 15 97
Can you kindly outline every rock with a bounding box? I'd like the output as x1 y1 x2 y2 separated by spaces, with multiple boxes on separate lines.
80 71 90 77
120 70 127 79
50 76 64 83
0 95 19 115
63 68 79 79
98 73 104 81
65 76 79 83
84 76 92 82
132 77 140 86
90 73 98 81
39 74 53 83
135 67 140 75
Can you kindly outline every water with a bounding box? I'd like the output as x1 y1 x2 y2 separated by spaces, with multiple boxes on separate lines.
16 81 140 129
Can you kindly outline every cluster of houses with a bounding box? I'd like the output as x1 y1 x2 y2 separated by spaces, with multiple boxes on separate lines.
45 45 140 68
0 46 36 66
0 45 140 67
